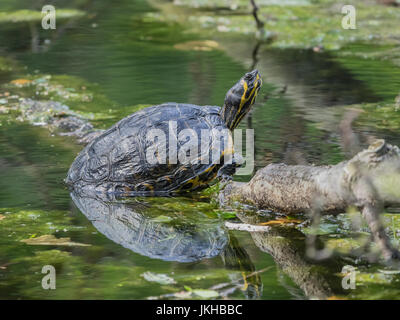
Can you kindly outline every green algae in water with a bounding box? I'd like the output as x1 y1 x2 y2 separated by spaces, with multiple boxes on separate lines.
355 102 400 131
0 56 18 73
0 199 261 299
4 74 116 114
152 0 400 67
1 73 156 130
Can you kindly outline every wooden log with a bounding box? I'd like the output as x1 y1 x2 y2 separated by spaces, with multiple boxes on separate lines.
220 140 400 261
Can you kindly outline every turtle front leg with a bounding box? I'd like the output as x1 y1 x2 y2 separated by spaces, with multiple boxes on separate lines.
217 153 244 181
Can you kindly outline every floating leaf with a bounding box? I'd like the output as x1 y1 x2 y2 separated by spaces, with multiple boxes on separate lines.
327 296 347 300
378 269 400 275
10 79 31 86
192 289 219 298
151 215 173 223
218 211 237 219
141 271 176 285
325 238 362 254
259 218 302 226
356 272 392 285
173 291 192 299
0 214 6 221
174 40 219 51
20 234 91 246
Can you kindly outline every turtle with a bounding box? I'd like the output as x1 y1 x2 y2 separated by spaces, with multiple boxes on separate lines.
66 70 262 195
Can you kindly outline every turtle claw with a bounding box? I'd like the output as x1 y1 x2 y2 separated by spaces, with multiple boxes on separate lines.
217 172 234 187
217 173 234 192
218 173 233 182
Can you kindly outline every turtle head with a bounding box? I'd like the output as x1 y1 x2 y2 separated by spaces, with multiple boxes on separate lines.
221 69 262 130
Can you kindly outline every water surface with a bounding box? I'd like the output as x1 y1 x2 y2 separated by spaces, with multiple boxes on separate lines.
1 0 400 299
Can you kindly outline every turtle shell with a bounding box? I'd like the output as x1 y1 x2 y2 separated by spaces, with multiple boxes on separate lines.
66 103 232 195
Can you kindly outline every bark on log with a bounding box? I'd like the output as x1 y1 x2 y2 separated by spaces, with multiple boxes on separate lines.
220 140 400 261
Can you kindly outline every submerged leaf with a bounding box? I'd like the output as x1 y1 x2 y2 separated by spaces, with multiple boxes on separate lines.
259 218 302 226
378 269 400 275
192 289 219 298
174 40 220 51
10 79 31 87
151 215 173 223
20 234 91 246
173 291 192 299
327 296 347 300
141 272 176 285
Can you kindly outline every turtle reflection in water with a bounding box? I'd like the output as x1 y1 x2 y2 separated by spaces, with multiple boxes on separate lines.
71 192 263 299
66 70 262 196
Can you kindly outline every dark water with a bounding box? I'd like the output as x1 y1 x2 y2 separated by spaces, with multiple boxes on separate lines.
1 0 400 299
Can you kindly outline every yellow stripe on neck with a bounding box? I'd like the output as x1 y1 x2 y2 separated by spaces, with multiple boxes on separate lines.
231 74 260 129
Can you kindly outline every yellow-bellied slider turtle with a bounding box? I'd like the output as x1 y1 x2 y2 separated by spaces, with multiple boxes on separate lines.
66 70 261 195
